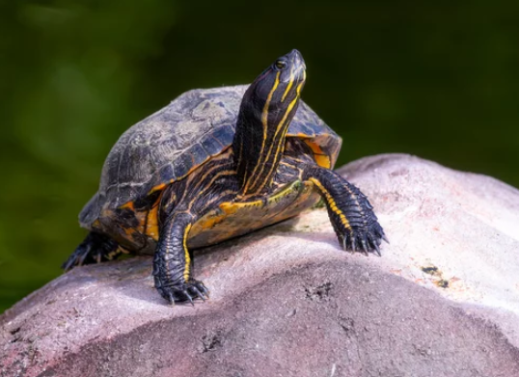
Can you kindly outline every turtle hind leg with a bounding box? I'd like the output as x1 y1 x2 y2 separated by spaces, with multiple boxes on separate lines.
62 232 126 271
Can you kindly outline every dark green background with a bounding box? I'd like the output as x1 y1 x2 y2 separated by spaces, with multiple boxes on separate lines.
1 1 518 313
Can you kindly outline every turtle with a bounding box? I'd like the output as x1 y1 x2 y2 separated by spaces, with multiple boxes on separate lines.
63 49 386 304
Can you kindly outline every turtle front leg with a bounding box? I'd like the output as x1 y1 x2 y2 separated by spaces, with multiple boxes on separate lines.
302 165 387 254
153 211 209 305
62 232 125 271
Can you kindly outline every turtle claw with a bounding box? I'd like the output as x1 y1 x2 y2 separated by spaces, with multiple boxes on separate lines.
190 285 208 301
367 231 382 256
77 244 91 266
335 222 385 257
360 237 369 254
185 291 195 306
372 240 381 257
350 235 357 252
342 236 352 253
156 280 209 306
62 242 90 271
62 232 121 271
191 281 210 300
62 257 75 272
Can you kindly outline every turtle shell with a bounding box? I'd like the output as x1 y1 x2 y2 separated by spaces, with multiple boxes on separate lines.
80 85 341 229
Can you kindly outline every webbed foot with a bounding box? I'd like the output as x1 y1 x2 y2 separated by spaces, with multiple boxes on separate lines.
156 279 210 305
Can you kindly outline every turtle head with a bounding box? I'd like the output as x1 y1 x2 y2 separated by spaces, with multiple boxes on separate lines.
249 49 306 110
234 49 307 195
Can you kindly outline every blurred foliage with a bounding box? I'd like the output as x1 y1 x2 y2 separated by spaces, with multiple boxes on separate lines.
1 0 518 312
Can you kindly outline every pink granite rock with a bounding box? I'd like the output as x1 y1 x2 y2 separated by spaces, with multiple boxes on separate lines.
1 154 518 377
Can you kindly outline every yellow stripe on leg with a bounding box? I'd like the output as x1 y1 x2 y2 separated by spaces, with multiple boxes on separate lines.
183 223 192 282
309 177 351 230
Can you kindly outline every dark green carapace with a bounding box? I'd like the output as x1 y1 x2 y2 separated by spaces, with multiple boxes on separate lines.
63 50 386 304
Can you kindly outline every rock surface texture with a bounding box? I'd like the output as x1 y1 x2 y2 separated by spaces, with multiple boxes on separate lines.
1 154 519 377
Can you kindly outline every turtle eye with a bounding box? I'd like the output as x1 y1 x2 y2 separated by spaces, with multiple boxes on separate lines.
275 60 286 70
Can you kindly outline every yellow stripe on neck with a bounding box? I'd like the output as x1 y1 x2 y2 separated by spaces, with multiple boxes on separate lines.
281 70 294 102
249 79 304 193
242 71 280 194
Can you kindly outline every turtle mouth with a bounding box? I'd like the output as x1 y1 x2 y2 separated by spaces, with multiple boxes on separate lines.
293 51 306 85
290 49 306 71
294 65 306 85
282 49 306 84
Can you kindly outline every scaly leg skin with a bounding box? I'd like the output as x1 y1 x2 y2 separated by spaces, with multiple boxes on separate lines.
62 232 125 271
153 212 209 305
303 165 387 255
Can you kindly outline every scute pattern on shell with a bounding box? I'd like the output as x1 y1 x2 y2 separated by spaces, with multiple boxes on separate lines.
79 85 339 228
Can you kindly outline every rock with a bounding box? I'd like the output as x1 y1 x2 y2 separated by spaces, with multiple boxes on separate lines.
1 154 519 377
